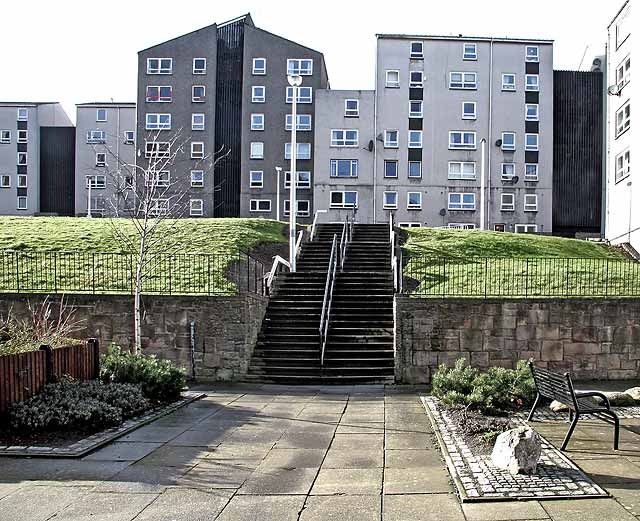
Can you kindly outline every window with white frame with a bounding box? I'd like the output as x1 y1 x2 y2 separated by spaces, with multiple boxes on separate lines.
385 70 400 88
96 109 107 122
145 141 170 157
330 191 358 208
448 161 476 180
384 130 398 148
408 130 423 148
615 148 631 182
410 41 423 59
407 192 422 210
515 224 538 233
463 43 477 60
17 152 27 165
283 199 310 217
330 159 358 177
87 130 106 143
95 152 107 167
17 174 27 188
501 163 515 180
408 161 422 178
384 160 398 178
147 58 172 74
145 170 170 187
0 175 10 187
250 199 271 212
192 85 206 102
251 113 264 131
285 114 312 131
525 46 539 62
285 142 311 160
409 71 423 88
192 113 205 131
250 142 264 159
616 101 631 137
525 133 539 151
17 130 27 143
525 74 539 91
191 170 204 187
525 164 539 181
501 193 515 211
287 59 313 75
249 170 263 188
190 199 203 216
286 86 312 103
251 86 265 103
0 130 10 143
192 58 206 74
252 58 266 75
399 222 422 228
616 6 630 48
462 102 476 120
146 86 172 102
383 191 398 209
501 132 516 151
191 141 204 159
502 73 516 91
450 72 477 89
524 194 538 212
331 129 358 147
525 104 539 121
449 131 476 150
448 192 476 210
409 101 423 118
345 99 359 117
284 171 311 189
17 196 27 210
145 113 171 130
124 131 135 144
149 198 169 216
17 108 28 121
616 55 631 91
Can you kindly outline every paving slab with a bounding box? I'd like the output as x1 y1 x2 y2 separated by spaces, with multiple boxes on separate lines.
167 428 234 447
118 426 187 443
82 442 163 462
299 495 381 521
95 463 193 493
384 432 433 449
178 461 253 489
383 493 465 521
258 448 325 468
542 498 638 521
216 494 306 521
137 445 210 467
0 483 22 501
573 457 640 484
0 486 92 521
330 433 384 450
383 467 452 494
238 467 318 494
134 488 232 520
322 448 383 468
51 490 158 520
275 431 334 449
335 423 384 434
310 467 382 495
384 448 442 468
462 500 550 521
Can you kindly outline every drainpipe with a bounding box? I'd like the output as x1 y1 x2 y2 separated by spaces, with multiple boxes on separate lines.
373 37 379 224
603 41 609 240
190 320 196 380
487 39 494 231
480 138 487 230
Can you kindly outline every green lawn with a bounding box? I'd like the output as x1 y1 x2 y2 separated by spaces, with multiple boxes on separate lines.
402 229 640 298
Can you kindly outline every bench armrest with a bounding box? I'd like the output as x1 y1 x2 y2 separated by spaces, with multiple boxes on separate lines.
575 391 611 408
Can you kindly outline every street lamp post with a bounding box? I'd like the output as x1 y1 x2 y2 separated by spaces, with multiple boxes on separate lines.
287 74 302 272
87 181 93 218
275 166 282 222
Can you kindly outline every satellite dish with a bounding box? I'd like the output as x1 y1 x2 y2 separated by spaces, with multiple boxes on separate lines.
439 208 446 216
511 176 519 184
608 84 621 96
495 139 502 147
368 140 374 152
376 133 384 142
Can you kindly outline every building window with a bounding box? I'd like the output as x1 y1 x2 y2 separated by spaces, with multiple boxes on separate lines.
250 142 264 159
501 193 515 211
330 191 358 208
502 73 516 91
251 113 264 131
409 71 423 88
17 174 27 188
149 198 169 216
449 131 476 150
145 171 170 187
330 159 358 177
87 130 106 143
251 86 265 103
253 58 266 75
385 70 400 88
147 58 172 74
17 196 27 210
410 41 424 59
524 194 538 212
525 164 539 181
463 43 477 60
407 192 422 210
525 133 539 151
283 200 310 217
284 171 312 189
191 170 204 187
145 113 171 130
383 191 398 209
331 129 359 147
146 86 172 102
615 149 631 182
0 130 10 143
190 199 203 216
17 108 28 121
501 132 516 151
384 160 398 178
192 58 206 74
408 130 423 148
525 74 539 91
515 224 538 233
616 55 631 91
449 72 477 89
96 109 107 122
525 104 539 121
285 142 311 160
144 141 170 158
345 99 359 117
448 161 476 180
192 113 205 131
192 85 206 102
191 141 204 159
95 152 107 167
0 175 10 187
250 199 271 212
384 130 399 148
399 222 422 228
501 163 515 180
408 161 422 178
85 175 106 189
17 130 27 143
285 114 312 131
287 59 313 75
525 46 539 62
409 101 423 118
286 86 313 103
17 152 27 166
462 102 476 120
124 131 135 144
249 170 263 188
616 101 631 138
448 193 476 210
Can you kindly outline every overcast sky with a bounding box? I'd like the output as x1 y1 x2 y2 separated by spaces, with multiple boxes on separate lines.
0 0 622 121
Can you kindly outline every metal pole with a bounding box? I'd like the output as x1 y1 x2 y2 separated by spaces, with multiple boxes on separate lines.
275 166 282 222
480 138 486 230
288 76 301 272
87 181 92 218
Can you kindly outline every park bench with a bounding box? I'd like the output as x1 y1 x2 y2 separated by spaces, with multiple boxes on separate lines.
527 362 619 451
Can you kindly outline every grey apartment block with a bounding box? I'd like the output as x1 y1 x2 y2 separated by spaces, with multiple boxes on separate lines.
374 35 553 232
0 102 73 216
313 90 375 223
74 103 136 216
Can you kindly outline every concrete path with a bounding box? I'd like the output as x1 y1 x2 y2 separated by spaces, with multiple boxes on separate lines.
0 384 638 520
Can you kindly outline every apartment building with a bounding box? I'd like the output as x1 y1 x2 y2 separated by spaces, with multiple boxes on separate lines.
74 103 136 216
0 102 74 216
136 14 328 221
373 35 553 231
605 1 634 249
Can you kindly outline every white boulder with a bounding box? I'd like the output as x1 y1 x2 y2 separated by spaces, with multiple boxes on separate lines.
549 400 569 412
491 427 542 475
624 387 640 401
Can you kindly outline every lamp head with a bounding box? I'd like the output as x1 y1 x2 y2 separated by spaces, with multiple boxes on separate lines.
275 166 282 174
287 74 303 87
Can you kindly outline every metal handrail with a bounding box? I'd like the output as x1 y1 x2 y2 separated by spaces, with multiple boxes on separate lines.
264 255 291 295
319 234 338 366
294 230 304 259
310 209 328 241
339 218 348 271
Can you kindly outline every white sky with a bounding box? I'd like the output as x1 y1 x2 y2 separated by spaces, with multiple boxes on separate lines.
0 0 622 122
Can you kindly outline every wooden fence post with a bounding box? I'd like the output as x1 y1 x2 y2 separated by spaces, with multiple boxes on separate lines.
88 338 100 379
39 344 54 384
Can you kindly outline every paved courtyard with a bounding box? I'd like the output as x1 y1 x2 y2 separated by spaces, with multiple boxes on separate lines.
0 384 638 520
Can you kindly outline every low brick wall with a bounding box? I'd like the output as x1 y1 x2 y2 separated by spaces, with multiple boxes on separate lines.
0 293 268 382
395 297 640 384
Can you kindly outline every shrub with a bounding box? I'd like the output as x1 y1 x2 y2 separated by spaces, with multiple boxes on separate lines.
100 345 186 402
9 378 148 432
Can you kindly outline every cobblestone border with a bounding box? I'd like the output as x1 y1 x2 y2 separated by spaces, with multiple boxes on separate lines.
517 406 640 422
421 396 608 502
0 392 204 458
